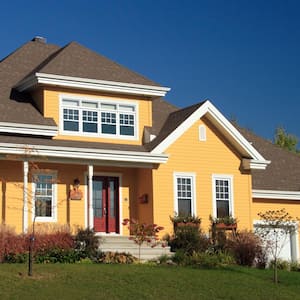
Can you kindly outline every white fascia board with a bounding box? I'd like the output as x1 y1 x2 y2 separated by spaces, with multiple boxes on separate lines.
0 122 58 137
252 189 300 200
17 73 171 97
242 158 271 170
0 142 168 164
151 100 270 169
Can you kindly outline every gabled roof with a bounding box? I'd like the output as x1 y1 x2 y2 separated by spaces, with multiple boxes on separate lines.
148 100 270 170
238 127 300 192
16 41 170 97
31 41 160 86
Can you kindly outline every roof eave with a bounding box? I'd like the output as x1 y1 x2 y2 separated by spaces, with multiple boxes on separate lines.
151 100 268 164
0 122 58 137
0 142 169 165
16 72 171 97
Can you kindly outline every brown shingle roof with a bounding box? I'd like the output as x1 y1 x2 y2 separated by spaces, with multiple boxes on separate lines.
0 40 59 126
238 127 300 191
30 41 159 86
146 101 205 150
0 39 162 129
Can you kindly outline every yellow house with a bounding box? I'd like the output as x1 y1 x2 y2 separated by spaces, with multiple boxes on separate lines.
0 37 299 261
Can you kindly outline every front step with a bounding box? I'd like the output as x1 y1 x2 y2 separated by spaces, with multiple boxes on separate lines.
98 235 173 261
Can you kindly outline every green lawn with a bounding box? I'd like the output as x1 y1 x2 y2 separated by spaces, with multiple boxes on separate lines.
0 264 299 300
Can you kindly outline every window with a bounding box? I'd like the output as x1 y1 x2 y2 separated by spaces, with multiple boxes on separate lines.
174 173 196 216
33 173 56 222
213 175 233 218
199 125 206 141
61 98 137 138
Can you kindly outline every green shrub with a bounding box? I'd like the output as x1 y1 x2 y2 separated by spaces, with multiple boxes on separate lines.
75 228 100 259
35 248 82 264
290 261 300 272
189 251 235 268
95 251 137 264
169 226 210 255
269 259 291 271
4 253 28 263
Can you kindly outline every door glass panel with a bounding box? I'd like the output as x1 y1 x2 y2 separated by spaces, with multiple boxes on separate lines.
109 180 115 217
93 181 103 217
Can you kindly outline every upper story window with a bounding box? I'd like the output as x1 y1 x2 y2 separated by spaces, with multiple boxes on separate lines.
61 98 137 139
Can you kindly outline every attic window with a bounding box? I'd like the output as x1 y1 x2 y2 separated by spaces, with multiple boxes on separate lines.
199 125 206 141
61 98 137 139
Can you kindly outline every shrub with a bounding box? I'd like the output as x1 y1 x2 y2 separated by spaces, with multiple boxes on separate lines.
74 228 100 259
269 259 291 271
189 251 235 268
35 248 81 264
95 251 137 264
169 225 210 255
0 225 27 263
226 230 263 266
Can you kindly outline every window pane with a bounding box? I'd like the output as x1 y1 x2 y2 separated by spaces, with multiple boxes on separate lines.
63 109 79 131
101 112 116 134
82 101 98 108
178 199 191 216
101 103 117 110
93 181 103 218
83 110 98 133
120 126 134 136
62 99 79 106
119 105 135 112
217 200 229 218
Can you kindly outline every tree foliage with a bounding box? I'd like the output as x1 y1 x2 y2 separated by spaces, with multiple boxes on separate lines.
274 127 299 153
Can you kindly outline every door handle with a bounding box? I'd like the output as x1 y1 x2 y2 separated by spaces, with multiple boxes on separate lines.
103 207 107 216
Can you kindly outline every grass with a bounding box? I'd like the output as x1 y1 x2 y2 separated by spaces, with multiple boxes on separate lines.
0 264 299 299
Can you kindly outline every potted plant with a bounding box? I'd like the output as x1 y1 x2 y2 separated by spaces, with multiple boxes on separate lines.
210 215 237 230
170 213 201 234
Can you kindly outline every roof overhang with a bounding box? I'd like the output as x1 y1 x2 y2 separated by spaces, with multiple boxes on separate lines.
0 142 168 167
0 122 58 137
151 100 270 170
16 73 171 97
252 189 300 201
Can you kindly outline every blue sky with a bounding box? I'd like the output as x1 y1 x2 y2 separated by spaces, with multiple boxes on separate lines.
1 0 299 142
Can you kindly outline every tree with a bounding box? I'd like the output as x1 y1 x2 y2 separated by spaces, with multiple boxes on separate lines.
274 127 299 153
256 209 298 284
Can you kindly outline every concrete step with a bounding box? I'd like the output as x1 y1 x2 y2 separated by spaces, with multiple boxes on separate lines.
98 235 173 261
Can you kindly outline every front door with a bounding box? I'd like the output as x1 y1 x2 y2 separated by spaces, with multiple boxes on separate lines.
92 176 119 233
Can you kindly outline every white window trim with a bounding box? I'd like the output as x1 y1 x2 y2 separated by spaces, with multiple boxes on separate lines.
212 174 234 218
59 95 139 141
173 172 197 216
31 171 58 222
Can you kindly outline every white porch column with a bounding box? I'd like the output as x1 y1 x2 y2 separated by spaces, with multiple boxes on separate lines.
23 160 29 233
88 165 94 229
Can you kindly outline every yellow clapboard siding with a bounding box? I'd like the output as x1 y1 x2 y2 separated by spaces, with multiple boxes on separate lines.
152 118 252 235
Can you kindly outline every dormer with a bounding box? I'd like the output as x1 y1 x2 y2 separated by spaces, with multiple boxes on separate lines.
14 40 170 145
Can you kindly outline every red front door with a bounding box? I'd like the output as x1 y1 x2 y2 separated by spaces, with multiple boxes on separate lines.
92 176 119 233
